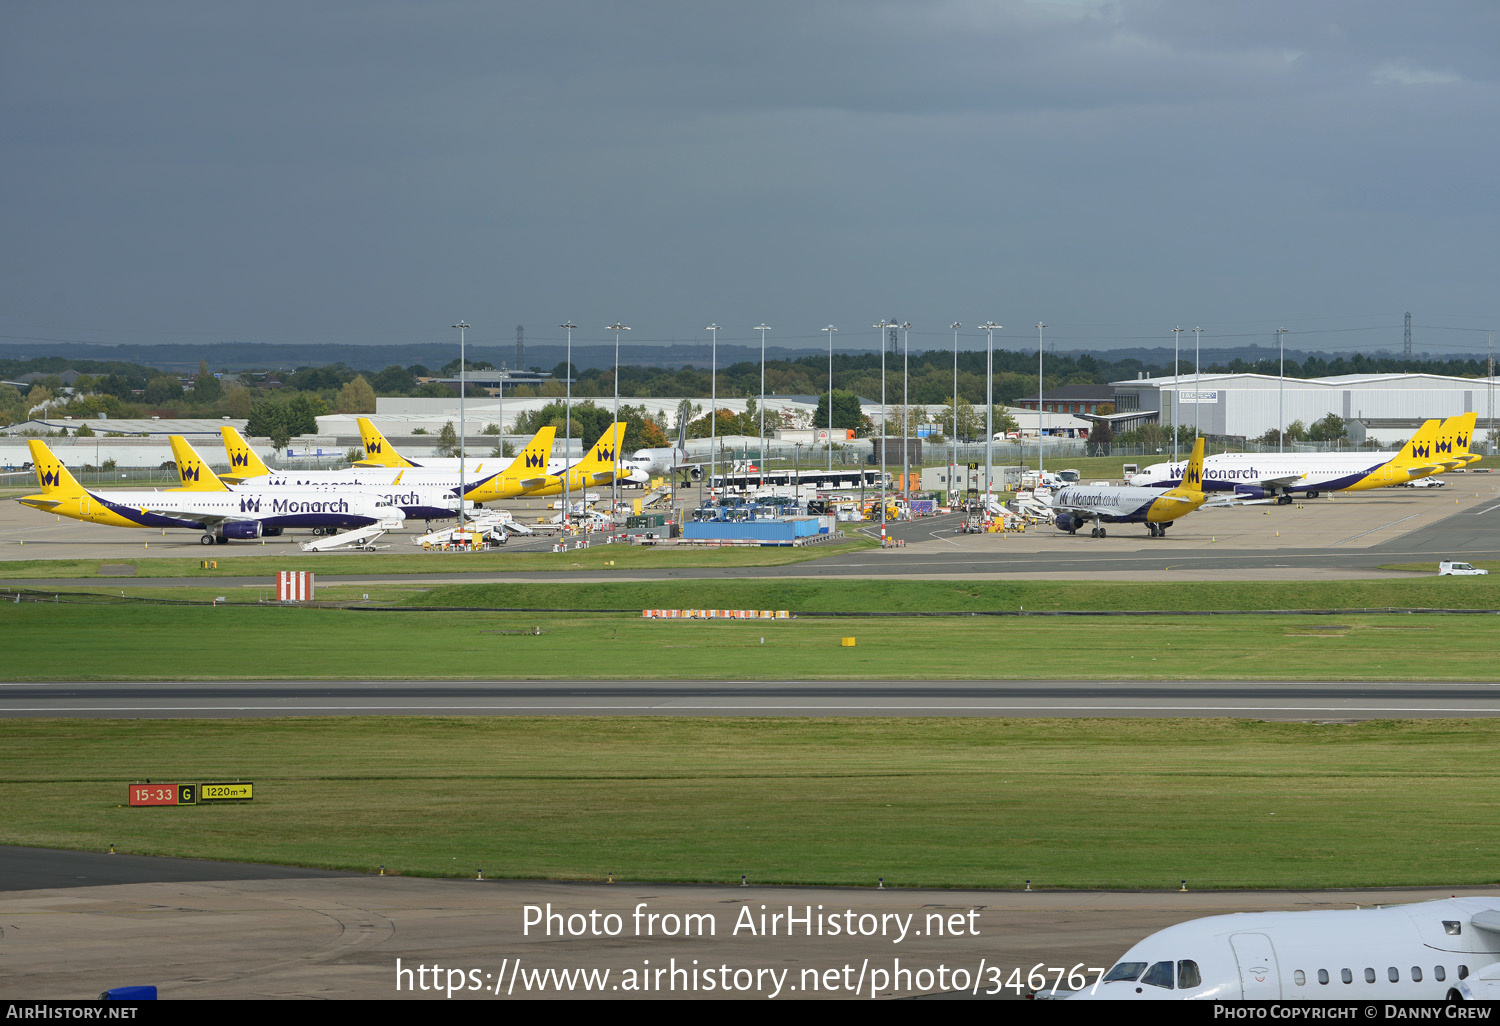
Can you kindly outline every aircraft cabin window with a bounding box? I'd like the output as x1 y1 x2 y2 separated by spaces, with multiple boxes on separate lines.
1140 961 1174 989
1445 921 1462 936
1102 962 1147 983
1317 969 1329 985
1460 966 1469 980
1294 970 1306 986
1178 961 1201 989
1435 967 1446 982
1365 968 1376 984
1341 969 1352 984
1388 967 1400 983
1411 967 1423 982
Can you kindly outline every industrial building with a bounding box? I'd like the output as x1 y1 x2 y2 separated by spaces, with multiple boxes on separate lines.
1111 371 1500 445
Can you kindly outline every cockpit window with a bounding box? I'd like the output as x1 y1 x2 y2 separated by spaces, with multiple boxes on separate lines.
1102 962 1147 983
1178 961 1202 989
1141 961 1175 989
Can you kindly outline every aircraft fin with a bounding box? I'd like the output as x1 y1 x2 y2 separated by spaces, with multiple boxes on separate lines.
574 422 626 477
23 439 86 496
219 426 271 481
1388 419 1442 467
504 426 557 478
1164 437 1207 498
355 417 418 468
168 436 231 491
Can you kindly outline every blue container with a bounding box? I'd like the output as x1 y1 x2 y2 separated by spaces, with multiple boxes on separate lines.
683 520 796 542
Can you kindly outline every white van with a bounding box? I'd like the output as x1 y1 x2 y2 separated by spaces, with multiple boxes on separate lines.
1439 561 1489 576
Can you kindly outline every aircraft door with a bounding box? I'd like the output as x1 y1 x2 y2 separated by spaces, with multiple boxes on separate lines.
1229 933 1282 999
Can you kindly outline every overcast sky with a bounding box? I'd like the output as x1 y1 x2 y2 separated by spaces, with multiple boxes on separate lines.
3 1 1497 360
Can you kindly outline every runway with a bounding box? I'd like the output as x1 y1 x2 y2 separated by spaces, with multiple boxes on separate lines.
5 679 1500 719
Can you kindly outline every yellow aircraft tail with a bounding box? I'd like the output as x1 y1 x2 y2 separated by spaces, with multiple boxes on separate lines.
1163 436 1207 500
507 426 556 478
461 427 556 500
1388 419 1443 467
573 422 626 484
219 426 272 481
354 417 417 468
168 436 231 492
22 439 86 501
1436 412 1480 467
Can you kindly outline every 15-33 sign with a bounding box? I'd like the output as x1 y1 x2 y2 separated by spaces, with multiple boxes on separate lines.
127 782 253 806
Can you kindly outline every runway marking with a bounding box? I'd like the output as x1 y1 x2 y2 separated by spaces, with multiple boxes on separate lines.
1331 513 1424 547
1474 503 1500 516
8 704 1500 713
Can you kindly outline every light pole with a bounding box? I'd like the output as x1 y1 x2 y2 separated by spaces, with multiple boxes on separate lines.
1193 325 1202 440
950 322 961 505
822 324 837 472
452 320 469 533
560 321 576 531
706 323 719 500
1171 326 1183 462
755 323 771 491
901 321 911 499
1036 322 1047 477
873 319 898 540
607 322 630 514
978 322 1001 500
1277 326 1289 454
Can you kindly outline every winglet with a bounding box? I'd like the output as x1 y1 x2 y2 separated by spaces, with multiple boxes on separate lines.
219 425 271 481
355 417 418 468
168 436 231 491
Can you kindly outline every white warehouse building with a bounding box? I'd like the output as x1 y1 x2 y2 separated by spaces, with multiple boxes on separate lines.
1110 372 1500 445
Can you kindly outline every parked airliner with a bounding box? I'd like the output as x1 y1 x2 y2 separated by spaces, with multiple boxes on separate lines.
19 440 403 544
1050 437 1208 538
214 425 556 504
1128 414 1478 502
1071 895 1500 1001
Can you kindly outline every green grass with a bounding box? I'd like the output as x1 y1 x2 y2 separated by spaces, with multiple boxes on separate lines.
0 536 876 580
4 717 1499 889
409 577 1500 613
1 602 1493 680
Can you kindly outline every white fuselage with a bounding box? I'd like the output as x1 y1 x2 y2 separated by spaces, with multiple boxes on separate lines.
1073 897 1500 1001
1129 453 1389 492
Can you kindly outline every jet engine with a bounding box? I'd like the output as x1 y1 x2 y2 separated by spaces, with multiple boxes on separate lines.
219 520 264 541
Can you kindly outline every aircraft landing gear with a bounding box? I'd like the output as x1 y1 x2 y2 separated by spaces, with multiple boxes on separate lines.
1277 494 1293 505
199 534 214 546
1148 523 1161 537
1090 526 1107 538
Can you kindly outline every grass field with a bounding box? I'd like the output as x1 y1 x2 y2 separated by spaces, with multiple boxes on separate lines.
1 601 1493 680
3 716 1497 889
0 536 876 580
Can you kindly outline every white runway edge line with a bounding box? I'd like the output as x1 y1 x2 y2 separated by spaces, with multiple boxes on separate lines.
10 704 1500 713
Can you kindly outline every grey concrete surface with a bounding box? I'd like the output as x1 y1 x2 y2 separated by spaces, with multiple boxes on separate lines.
2 846 1490 1000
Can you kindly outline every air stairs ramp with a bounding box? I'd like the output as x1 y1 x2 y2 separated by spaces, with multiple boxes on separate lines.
300 521 398 552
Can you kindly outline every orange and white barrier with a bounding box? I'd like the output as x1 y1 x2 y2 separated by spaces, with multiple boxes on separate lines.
642 609 790 619
277 571 315 601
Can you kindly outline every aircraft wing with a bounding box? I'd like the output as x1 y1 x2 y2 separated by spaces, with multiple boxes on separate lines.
136 503 236 527
1245 473 1305 489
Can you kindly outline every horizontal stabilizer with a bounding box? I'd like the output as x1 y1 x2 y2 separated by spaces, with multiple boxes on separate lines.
1470 910 1500 934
